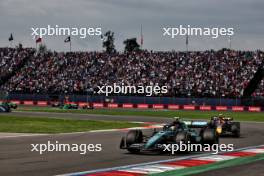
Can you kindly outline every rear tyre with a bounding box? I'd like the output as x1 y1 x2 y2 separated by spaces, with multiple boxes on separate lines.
175 131 190 153
175 131 190 143
126 130 143 153
231 122 240 138
202 128 219 146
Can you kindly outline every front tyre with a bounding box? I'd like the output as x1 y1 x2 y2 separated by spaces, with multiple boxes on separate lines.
175 131 190 153
126 130 143 153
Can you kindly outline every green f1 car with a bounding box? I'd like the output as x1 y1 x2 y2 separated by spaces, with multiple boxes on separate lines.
0 103 12 112
0 101 18 112
61 103 79 109
0 102 17 109
120 118 219 153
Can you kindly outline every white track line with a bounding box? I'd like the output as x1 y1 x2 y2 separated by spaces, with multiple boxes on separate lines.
0 123 163 138
0 133 47 139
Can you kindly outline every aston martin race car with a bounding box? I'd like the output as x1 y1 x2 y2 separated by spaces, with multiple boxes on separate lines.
61 103 79 109
0 102 17 109
209 114 240 137
0 104 11 112
120 118 219 153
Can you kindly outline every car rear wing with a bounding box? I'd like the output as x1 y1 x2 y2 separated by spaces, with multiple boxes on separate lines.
183 120 209 128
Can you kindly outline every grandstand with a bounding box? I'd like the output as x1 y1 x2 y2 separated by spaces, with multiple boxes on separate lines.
0 47 263 106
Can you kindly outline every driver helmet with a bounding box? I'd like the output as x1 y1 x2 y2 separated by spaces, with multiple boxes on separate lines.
218 114 225 119
172 117 181 127
218 113 224 117
211 116 219 121
171 126 176 130
173 117 181 121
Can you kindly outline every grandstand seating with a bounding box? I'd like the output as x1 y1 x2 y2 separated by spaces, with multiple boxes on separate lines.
0 48 263 98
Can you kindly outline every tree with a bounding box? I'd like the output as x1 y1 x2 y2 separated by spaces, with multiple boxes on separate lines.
102 31 115 53
123 38 140 52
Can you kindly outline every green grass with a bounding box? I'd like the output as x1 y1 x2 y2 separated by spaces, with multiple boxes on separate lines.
0 116 142 133
17 106 264 122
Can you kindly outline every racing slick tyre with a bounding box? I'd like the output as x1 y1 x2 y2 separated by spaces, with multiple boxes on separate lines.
202 128 219 146
126 130 143 153
231 122 240 138
175 131 190 144
175 131 190 153
12 104 18 109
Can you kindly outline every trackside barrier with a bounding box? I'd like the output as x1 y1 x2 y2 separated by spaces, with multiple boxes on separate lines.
92 103 104 108
137 104 149 109
232 106 245 112
168 104 180 110
183 105 195 110
23 100 34 105
199 106 212 111
152 104 164 109
122 104 133 108
108 103 118 108
37 101 48 106
78 102 88 107
0 100 263 112
216 106 228 111
10 100 21 104
248 106 261 112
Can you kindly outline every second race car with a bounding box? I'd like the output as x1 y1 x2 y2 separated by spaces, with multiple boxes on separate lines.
209 114 240 137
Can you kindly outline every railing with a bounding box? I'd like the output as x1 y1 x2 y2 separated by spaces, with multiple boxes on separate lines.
0 99 263 112
2 93 264 106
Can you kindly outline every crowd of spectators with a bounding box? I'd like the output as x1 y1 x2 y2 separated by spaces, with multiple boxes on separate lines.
0 48 263 97
0 47 32 84
254 80 264 97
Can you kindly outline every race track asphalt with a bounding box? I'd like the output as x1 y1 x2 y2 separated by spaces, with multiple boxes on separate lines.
0 111 264 176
